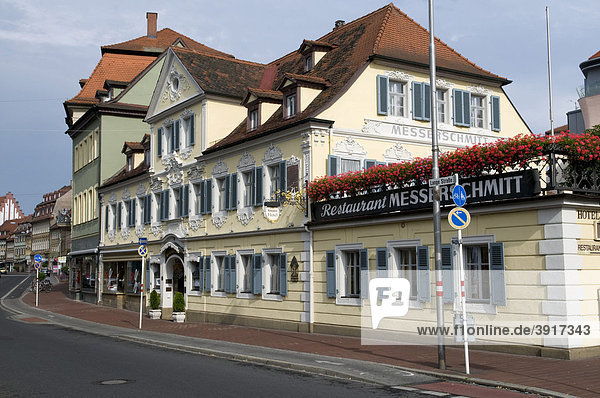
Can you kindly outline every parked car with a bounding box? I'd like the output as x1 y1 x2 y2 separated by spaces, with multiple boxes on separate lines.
42 268 51 276
0 266 7 274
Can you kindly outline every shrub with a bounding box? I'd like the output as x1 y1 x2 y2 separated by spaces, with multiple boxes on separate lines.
149 290 161 310
173 292 185 313
37 272 46 281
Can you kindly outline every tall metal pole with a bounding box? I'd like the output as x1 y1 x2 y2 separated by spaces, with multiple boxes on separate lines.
546 6 554 137
139 254 145 329
428 0 446 369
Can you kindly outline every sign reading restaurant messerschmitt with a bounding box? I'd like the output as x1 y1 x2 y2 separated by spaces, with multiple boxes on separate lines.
311 170 540 222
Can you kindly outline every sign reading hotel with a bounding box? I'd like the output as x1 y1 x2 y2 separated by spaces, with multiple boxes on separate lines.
312 170 540 222
362 119 499 147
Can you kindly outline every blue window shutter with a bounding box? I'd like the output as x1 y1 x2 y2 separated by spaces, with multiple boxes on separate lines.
199 181 206 214
489 242 506 305
359 248 369 300
223 256 231 293
230 255 237 293
491 96 501 131
190 116 195 145
364 159 376 170
327 155 338 177
174 121 180 151
462 91 471 126
377 75 389 115
206 180 212 213
157 128 163 157
279 253 287 296
441 244 454 303
198 255 204 293
176 188 183 218
230 173 237 210
326 250 336 298
145 268 151 294
412 81 423 120
224 175 231 211
424 83 431 121
279 161 287 198
165 191 170 220
105 206 109 232
376 247 387 277
417 245 431 303
183 184 190 217
453 89 463 126
254 167 263 206
204 256 211 292
117 202 122 229
252 254 262 294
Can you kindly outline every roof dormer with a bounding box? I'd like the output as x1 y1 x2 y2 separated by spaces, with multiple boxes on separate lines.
242 88 283 131
121 135 148 171
276 73 330 117
103 80 129 101
298 40 334 72
95 89 109 102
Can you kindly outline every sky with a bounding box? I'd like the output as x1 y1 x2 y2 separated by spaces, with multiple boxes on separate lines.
1 0 599 215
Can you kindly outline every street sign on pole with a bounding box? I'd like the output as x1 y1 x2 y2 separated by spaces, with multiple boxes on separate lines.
34 254 42 263
138 245 148 257
448 207 471 230
138 238 148 246
428 175 456 187
452 185 467 207
34 262 40 270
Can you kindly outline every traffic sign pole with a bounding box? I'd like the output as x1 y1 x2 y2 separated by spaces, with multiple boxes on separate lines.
138 242 147 329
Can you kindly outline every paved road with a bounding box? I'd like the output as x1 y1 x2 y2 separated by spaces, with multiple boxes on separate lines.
0 274 433 397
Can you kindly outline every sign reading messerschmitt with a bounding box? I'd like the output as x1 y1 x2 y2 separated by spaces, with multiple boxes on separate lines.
311 170 540 222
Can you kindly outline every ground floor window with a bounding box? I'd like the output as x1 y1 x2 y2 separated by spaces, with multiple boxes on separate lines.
327 244 367 303
191 259 201 292
82 259 97 291
104 261 125 293
464 245 490 302
238 253 253 294
126 260 142 294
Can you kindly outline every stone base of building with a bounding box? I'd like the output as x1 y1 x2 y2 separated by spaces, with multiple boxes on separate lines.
184 310 309 333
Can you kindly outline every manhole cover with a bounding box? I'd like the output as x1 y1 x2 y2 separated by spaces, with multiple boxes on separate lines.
97 379 133 385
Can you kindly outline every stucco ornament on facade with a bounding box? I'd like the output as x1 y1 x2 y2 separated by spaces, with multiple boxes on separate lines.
263 143 283 164
108 193 117 206
237 208 254 225
160 241 182 254
384 143 413 163
212 159 228 177
179 147 193 160
121 189 131 201
187 163 205 182
188 217 203 231
121 226 130 240
238 152 256 170
161 155 184 186
150 177 163 193
151 224 163 237
436 78 454 89
362 120 382 135
385 70 413 82
136 183 147 198
108 230 116 242
212 213 226 229
468 85 492 96
135 224 145 237
162 67 190 103
334 137 366 157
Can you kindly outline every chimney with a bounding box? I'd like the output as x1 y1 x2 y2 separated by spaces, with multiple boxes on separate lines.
146 12 158 38
334 20 345 30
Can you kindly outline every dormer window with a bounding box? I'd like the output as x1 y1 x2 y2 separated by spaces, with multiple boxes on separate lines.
144 148 150 166
127 155 133 171
249 109 259 130
305 55 313 72
285 94 297 118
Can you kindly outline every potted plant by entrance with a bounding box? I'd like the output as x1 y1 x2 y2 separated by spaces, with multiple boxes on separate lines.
172 292 186 323
148 290 161 320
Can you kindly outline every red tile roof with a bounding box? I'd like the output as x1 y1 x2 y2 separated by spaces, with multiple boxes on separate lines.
101 28 234 58
65 53 156 105
205 3 509 153
589 50 600 60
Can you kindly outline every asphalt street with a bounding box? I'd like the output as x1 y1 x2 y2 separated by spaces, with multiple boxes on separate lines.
0 274 436 398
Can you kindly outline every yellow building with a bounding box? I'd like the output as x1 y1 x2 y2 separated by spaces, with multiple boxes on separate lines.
95 4 600 358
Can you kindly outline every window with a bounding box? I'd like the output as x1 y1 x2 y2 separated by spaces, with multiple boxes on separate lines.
144 148 150 166
165 124 173 153
379 244 430 303
159 190 169 221
238 253 253 295
266 162 286 201
395 247 417 300
326 245 367 304
412 81 430 121
117 202 122 230
214 255 226 292
142 194 152 224
110 203 117 230
389 81 407 117
127 199 136 227
157 127 163 157
242 170 254 208
197 180 212 215
305 55 313 72
327 155 362 176
217 177 227 212
471 95 486 128
184 115 195 146
441 239 506 308
127 155 133 171
212 254 236 294
437 89 448 123
249 109 258 130
126 260 142 294
340 158 361 174
285 94 296 117
453 89 471 127
190 258 202 292
104 262 125 293
464 245 490 302
215 175 236 212
261 250 287 298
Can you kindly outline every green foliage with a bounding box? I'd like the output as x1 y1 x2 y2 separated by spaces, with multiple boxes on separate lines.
37 272 46 281
173 292 186 313
149 290 161 310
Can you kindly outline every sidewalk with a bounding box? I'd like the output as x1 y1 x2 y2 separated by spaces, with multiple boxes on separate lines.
18 282 599 398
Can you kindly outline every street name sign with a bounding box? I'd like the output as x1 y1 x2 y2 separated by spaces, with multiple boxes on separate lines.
428 175 456 187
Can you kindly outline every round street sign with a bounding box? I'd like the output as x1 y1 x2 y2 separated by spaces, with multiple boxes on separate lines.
34 254 42 263
34 262 40 270
138 245 148 257
452 185 467 207
448 207 471 230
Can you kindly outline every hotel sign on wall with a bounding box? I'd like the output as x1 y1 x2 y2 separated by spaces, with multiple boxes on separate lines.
311 170 540 222
362 119 499 147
